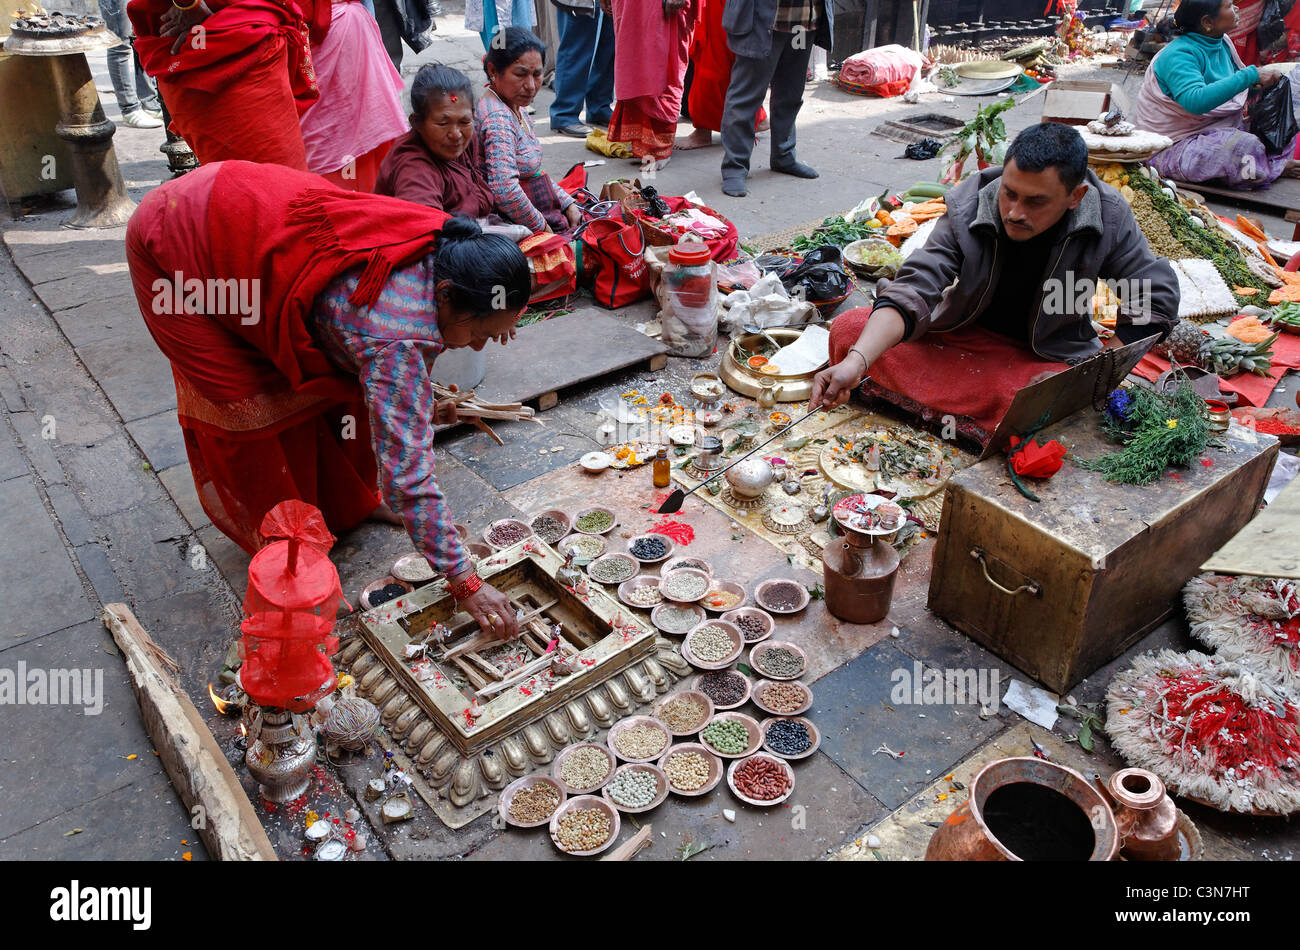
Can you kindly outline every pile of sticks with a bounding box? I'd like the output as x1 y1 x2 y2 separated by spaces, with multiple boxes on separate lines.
432 383 543 446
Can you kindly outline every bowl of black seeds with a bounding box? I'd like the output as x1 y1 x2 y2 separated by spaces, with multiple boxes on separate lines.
361 576 413 610
574 507 617 535
627 533 673 564
692 670 752 710
750 641 807 681
529 509 571 545
663 555 713 578
484 518 534 550
587 553 638 585
721 607 775 644
754 579 811 614
760 716 820 760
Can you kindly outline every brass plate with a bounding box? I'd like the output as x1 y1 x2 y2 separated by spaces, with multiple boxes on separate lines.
719 330 820 401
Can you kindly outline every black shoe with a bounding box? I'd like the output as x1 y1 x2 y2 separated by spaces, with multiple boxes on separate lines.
554 122 591 137
721 179 747 197
772 160 819 179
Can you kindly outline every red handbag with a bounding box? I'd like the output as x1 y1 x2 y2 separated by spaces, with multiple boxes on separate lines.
578 216 650 308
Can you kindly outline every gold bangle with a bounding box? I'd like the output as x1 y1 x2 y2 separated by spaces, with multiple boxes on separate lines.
172 0 200 11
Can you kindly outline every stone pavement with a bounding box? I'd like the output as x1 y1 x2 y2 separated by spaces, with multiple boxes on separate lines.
2 20 1298 861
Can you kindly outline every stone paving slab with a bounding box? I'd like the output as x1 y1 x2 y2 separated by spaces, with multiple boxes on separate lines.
30 269 136 315
0 477 95 643
50 289 152 350
2 232 132 287
63 435 171 520
75 335 175 425
0 424 27 482
811 639 1011 811
125 410 188 474
157 463 210 532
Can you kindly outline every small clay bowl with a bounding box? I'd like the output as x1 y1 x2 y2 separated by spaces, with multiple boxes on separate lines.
754 579 811 615
691 670 753 711
529 509 571 545
454 523 470 542
727 753 796 807
580 452 613 473
483 518 534 550
465 542 492 563
549 794 621 857
360 576 413 611
721 606 775 644
657 743 724 797
586 552 638 585
573 506 618 535
759 716 821 761
750 640 808 681
558 533 607 566
498 774 566 829
751 679 814 717
627 532 675 564
652 689 715 736
699 711 763 759
551 742 617 795
601 763 670 814
618 575 664 610
607 715 672 763
681 620 744 670
392 554 436 583
650 601 705 635
659 567 710 604
700 581 747 613
663 555 713 577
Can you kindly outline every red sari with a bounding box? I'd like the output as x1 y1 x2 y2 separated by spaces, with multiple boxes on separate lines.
608 0 694 161
129 0 330 168
687 0 765 133
125 160 449 552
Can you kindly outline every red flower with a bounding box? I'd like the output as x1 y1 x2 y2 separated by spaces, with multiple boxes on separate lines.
1008 437 1067 479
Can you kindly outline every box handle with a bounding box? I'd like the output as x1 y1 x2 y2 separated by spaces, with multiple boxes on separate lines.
970 548 1041 597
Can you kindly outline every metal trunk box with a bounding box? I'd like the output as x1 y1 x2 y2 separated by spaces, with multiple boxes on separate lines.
927 413 1278 693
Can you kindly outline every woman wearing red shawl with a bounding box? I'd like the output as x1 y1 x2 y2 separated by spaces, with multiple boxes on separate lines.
128 0 327 168
607 0 695 166
676 0 766 150
125 160 530 639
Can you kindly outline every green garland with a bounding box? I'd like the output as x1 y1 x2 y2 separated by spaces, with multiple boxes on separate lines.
1080 383 1210 485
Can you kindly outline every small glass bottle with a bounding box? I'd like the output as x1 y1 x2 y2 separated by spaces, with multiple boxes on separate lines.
652 447 671 488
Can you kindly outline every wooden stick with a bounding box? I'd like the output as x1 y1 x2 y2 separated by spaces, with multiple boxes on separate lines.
450 656 489 691
473 417 505 446
464 651 504 681
100 604 277 861
474 650 560 698
602 824 652 861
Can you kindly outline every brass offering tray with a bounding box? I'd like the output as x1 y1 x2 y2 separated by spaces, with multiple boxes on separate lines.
719 328 819 402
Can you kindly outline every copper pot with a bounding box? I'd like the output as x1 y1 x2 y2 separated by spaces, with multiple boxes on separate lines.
1098 768 1180 862
925 757 1119 861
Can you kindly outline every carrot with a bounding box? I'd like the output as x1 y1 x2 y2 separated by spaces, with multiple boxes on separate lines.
1237 215 1267 242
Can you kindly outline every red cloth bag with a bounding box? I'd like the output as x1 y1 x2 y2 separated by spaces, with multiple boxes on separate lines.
578 217 651 308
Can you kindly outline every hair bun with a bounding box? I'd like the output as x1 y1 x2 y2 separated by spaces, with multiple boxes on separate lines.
438 215 483 245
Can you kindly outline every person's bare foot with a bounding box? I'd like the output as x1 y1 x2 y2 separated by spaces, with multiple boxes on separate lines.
674 128 714 150
369 502 404 526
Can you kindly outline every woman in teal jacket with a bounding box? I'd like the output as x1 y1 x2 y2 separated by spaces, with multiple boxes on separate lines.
1134 0 1298 188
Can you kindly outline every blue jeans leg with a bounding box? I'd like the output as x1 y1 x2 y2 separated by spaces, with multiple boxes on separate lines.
550 8 596 128
585 9 615 127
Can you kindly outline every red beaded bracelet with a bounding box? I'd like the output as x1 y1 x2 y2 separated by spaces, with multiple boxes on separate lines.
449 572 482 602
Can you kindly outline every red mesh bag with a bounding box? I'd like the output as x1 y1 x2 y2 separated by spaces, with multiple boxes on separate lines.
258 499 337 553
239 611 338 712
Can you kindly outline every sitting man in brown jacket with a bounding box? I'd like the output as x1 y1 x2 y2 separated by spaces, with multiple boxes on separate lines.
812 122 1178 443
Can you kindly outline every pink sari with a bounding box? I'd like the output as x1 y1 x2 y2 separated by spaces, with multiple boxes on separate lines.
608 0 694 160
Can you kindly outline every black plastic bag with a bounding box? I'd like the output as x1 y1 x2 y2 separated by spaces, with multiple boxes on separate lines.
1248 75 1300 156
904 137 943 160
638 185 672 219
778 246 851 306
1257 0 1285 51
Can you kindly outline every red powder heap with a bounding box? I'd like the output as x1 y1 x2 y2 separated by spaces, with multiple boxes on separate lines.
1253 419 1300 436
650 520 695 545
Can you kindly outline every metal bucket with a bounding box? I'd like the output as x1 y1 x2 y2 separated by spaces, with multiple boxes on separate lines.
430 345 487 391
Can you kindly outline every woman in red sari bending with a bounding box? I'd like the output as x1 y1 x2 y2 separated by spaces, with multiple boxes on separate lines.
126 160 529 639
129 0 326 168
607 0 695 167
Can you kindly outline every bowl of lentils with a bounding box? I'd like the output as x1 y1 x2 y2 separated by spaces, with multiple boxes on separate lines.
484 518 534 550
692 669 752 710
550 795 620 856
651 602 705 635
754 578 811 614
618 575 664 610
498 774 566 829
657 742 723 797
727 753 796 807
559 532 607 566
653 690 714 736
601 763 668 814
721 607 774 644
682 620 744 670
662 555 712 577
760 716 820 760
552 742 616 794
529 509 571 545
607 715 671 763
586 552 638 585
573 506 617 535
750 641 807 681
752 678 813 717
700 711 762 759
701 581 746 613
627 533 674 564
659 567 710 604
